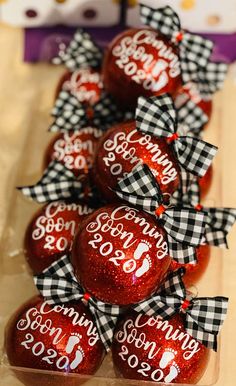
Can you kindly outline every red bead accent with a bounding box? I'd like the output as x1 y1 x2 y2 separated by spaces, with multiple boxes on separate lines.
155 204 166 217
195 204 203 211
181 299 190 311
167 132 179 143
86 106 94 120
176 32 184 42
83 293 91 302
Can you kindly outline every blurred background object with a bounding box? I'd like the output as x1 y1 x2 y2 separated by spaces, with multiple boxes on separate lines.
0 0 236 62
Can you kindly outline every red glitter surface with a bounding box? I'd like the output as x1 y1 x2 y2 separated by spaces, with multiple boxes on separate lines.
5 296 105 386
55 68 103 105
112 311 209 384
44 128 103 178
24 201 93 274
170 245 211 287
103 28 182 108
71 204 171 305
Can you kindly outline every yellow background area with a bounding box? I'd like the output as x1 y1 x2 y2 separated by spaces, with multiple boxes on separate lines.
0 24 236 385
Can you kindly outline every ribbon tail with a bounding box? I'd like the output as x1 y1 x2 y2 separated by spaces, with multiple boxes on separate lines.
175 137 218 177
164 208 206 246
167 234 198 264
88 306 119 352
177 99 209 135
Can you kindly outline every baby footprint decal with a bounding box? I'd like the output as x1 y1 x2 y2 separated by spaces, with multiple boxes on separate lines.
134 240 151 260
70 347 85 370
159 348 177 369
65 333 82 354
164 362 180 383
135 255 152 278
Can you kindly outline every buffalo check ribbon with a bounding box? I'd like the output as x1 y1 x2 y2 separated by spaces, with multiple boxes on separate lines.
176 99 209 136
52 29 103 70
193 62 228 98
140 4 213 84
34 255 123 352
18 160 92 203
50 90 133 132
174 175 236 248
114 163 207 264
136 94 218 177
133 268 228 350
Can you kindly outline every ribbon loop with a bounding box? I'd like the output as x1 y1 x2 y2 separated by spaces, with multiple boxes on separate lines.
17 160 93 204
171 174 236 248
136 94 218 177
132 268 228 350
52 29 103 70
50 90 133 132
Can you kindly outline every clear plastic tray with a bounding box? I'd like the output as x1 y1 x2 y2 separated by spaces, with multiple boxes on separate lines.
0 77 224 385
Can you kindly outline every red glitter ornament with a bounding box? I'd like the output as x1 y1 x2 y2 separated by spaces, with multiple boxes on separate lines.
170 245 211 287
24 201 94 274
175 83 213 122
71 204 171 305
5 296 105 386
55 68 103 106
112 311 209 384
199 165 213 199
103 28 182 108
44 128 103 178
93 121 181 202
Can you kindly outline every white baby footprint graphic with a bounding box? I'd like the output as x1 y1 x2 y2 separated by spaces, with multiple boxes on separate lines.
70 346 85 370
135 255 152 278
65 333 82 354
159 348 177 369
164 362 180 383
134 240 151 260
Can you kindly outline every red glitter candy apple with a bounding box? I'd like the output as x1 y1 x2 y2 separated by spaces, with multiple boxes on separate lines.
24 201 94 274
112 311 209 384
92 120 181 202
44 128 103 178
175 83 213 122
103 28 182 108
5 296 105 386
170 245 211 287
55 68 103 106
71 204 171 305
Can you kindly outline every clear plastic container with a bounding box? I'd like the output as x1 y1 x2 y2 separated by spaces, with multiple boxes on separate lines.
0 79 224 385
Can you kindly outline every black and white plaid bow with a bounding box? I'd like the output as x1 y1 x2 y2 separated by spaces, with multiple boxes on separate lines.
177 99 209 136
50 90 133 132
52 29 103 70
140 5 213 84
194 62 228 98
34 255 123 351
133 268 228 350
136 94 218 177
172 175 236 248
114 164 207 263
18 160 92 203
